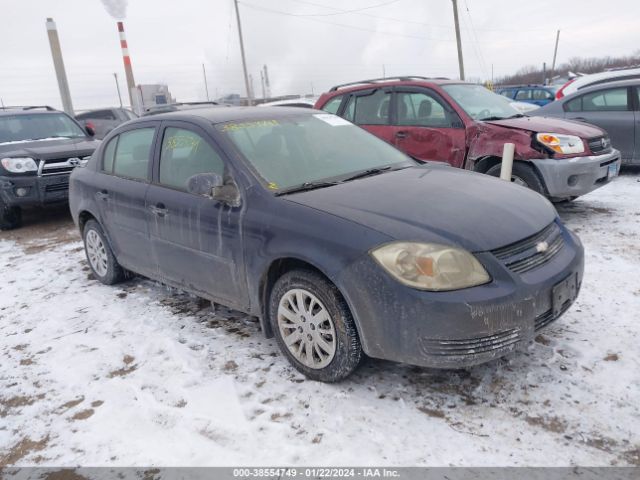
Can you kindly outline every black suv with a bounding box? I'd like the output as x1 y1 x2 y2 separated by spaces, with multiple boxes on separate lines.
0 106 100 229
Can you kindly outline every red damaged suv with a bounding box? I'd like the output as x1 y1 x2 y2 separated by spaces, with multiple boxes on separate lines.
315 77 621 200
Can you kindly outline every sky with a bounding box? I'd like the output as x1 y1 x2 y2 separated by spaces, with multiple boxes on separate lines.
1 0 639 110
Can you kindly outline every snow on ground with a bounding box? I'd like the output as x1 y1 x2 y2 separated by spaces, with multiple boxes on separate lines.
1 171 639 467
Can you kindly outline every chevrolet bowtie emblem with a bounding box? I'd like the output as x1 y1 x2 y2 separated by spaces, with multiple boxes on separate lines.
536 241 549 253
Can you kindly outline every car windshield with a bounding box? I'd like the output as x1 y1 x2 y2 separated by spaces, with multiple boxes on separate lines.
442 84 522 121
217 113 415 191
0 112 86 144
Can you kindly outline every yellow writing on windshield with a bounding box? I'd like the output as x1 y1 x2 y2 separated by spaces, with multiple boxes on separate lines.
221 120 279 132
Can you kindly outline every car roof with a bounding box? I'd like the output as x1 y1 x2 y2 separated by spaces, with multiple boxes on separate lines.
0 106 62 116
325 77 466 95
128 106 323 125
561 77 640 99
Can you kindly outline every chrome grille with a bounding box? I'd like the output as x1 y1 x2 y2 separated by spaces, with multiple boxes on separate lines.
491 222 565 274
38 158 80 176
588 136 612 155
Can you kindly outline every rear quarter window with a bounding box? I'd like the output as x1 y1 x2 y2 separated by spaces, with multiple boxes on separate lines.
102 136 118 173
320 95 343 114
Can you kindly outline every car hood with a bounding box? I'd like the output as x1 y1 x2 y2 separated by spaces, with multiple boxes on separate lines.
486 115 604 138
0 137 100 159
286 166 557 252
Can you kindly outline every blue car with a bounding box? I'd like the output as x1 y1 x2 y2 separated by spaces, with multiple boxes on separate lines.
497 85 560 106
69 107 584 382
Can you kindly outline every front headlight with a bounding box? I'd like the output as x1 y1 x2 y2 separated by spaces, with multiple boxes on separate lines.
536 133 585 155
371 242 490 291
0 157 38 173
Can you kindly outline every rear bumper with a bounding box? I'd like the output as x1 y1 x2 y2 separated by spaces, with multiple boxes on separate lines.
0 174 70 207
337 223 584 369
531 149 621 199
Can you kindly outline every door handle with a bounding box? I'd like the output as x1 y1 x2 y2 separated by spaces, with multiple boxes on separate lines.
96 190 109 201
149 203 168 217
395 131 408 139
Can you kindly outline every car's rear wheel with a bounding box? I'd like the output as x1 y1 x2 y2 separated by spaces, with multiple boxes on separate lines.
0 202 22 230
486 162 545 195
83 219 126 285
269 269 362 382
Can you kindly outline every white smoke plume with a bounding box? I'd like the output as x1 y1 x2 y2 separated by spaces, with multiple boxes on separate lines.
100 0 128 19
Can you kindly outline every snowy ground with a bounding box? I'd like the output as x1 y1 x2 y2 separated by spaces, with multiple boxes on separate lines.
1 170 639 467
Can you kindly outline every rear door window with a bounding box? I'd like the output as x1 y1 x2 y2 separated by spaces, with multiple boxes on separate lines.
159 127 225 190
533 89 553 101
347 90 391 125
515 89 532 100
582 88 629 111
112 128 155 181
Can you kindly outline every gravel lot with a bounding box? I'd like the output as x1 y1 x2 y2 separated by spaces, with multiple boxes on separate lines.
1 170 639 467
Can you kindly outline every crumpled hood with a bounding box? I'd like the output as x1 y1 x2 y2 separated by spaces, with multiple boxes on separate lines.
486 115 604 138
0 137 100 159
287 165 557 252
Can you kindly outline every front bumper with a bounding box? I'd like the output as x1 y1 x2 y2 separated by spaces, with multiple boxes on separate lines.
531 149 621 199
0 174 70 207
338 223 584 369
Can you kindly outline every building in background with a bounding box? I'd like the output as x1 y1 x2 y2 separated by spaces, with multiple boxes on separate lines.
131 84 175 114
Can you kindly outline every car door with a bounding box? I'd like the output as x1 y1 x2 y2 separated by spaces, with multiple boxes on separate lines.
340 88 396 144
145 121 247 307
96 123 157 276
564 86 635 161
634 85 640 163
390 87 466 167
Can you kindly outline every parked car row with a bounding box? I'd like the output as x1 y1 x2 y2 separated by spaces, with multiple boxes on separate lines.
0 73 628 381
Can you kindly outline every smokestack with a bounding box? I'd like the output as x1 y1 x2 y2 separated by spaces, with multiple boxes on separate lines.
117 21 136 107
45 18 74 115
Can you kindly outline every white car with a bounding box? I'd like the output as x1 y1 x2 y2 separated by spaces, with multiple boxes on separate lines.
556 67 640 99
510 101 540 114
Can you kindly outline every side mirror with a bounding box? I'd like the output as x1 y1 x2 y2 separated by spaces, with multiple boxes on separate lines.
85 125 96 137
187 173 241 207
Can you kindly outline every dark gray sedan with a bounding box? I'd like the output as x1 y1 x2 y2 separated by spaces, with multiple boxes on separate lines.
533 79 639 165
69 107 584 382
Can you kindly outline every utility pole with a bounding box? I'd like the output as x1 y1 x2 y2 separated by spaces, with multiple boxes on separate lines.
233 0 252 105
202 63 210 101
542 62 547 85
550 30 560 80
260 69 266 100
451 0 465 81
113 73 123 107
46 18 74 115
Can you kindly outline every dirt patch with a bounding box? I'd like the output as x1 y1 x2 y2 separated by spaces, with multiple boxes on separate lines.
418 406 447 419
108 355 137 378
57 397 85 413
604 353 619 361
0 394 44 417
525 415 567 434
91 400 104 408
270 412 293 422
43 469 91 480
71 409 95 421
19 358 35 366
621 448 640 466
0 435 49 466
223 360 238 372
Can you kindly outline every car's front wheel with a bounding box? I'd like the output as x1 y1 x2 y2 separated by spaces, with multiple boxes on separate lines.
0 202 22 230
269 269 362 382
486 162 545 195
83 219 126 285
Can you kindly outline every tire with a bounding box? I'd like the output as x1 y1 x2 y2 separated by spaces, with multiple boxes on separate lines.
486 162 545 195
269 269 362 382
82 219 126 285
0 202 22 230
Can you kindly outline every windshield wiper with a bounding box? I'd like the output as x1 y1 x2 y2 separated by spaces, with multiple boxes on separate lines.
507 113 526 118
478 116 506 121
341 166 392 182
274 181 340 196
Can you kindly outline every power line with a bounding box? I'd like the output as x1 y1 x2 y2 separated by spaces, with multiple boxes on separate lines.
274 0 401 17
461 0 488 79
238 1 456 42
